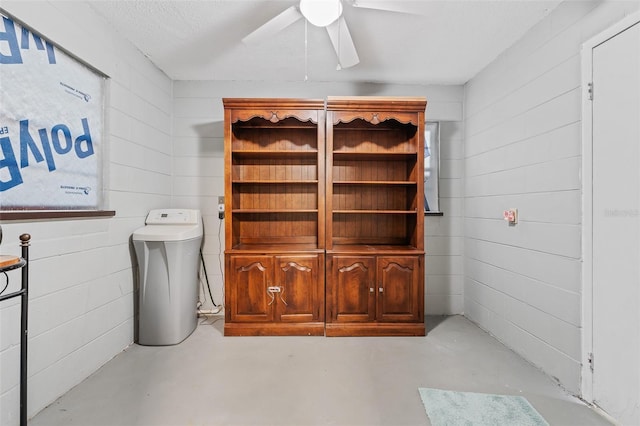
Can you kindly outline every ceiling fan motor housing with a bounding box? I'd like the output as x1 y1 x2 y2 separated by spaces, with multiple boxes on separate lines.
299 0 343 27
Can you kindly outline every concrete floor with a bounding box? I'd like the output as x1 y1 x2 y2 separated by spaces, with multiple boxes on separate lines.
30 315 610 426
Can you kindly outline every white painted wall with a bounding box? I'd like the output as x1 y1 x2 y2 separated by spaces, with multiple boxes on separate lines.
463 0 640 394
0 2 172 424
172 81 465 315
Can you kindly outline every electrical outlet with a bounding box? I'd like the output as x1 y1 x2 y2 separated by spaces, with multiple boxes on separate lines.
218 200 225 220
503 208 518 225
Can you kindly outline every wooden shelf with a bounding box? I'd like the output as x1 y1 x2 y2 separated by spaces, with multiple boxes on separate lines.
333 210 418 214
0 255 21 269
232 209 318 214
333 151 417 160
333 180 416 186
230 243 323 252
329 244 423 254
232 150 318 159
233 180 318 184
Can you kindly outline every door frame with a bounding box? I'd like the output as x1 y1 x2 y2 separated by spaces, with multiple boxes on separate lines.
580 10 640 403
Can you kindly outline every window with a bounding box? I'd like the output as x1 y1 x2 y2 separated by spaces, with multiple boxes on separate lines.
0 11 113 220
424 122 440 213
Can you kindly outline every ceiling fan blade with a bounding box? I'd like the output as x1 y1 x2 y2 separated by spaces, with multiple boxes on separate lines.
326 16 360 69
350 0 426 15
242 6 303 45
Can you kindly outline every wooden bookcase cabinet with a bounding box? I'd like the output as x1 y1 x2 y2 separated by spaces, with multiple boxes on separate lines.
325 97 426 336
223 97 426 337
223 99 326 336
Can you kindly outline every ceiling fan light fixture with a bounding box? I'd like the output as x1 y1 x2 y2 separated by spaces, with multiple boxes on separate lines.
299 0 343 27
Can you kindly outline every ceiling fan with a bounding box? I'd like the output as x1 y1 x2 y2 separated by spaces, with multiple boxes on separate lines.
242 0 422 69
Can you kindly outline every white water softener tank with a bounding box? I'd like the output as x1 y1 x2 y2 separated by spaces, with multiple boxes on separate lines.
133 209 203 345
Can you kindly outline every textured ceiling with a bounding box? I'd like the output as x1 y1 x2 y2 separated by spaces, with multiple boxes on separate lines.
88 0 562 85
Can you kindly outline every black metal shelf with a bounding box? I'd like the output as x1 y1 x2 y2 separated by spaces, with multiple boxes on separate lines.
0 233 31 426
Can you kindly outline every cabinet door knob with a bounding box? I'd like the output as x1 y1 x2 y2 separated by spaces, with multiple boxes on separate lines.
379 287 384 293
369 287 374 293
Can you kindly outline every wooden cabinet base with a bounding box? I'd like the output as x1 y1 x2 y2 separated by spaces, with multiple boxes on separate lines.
325 322 425 337
224 322 425 336
224 322 325 336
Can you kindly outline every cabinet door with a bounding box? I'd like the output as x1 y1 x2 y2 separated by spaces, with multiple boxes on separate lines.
228 256 273 322
274 255 322 323
377 256 421 322
329 256 376 322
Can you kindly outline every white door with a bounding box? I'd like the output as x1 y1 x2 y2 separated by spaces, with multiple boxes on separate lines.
592 21 640 424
